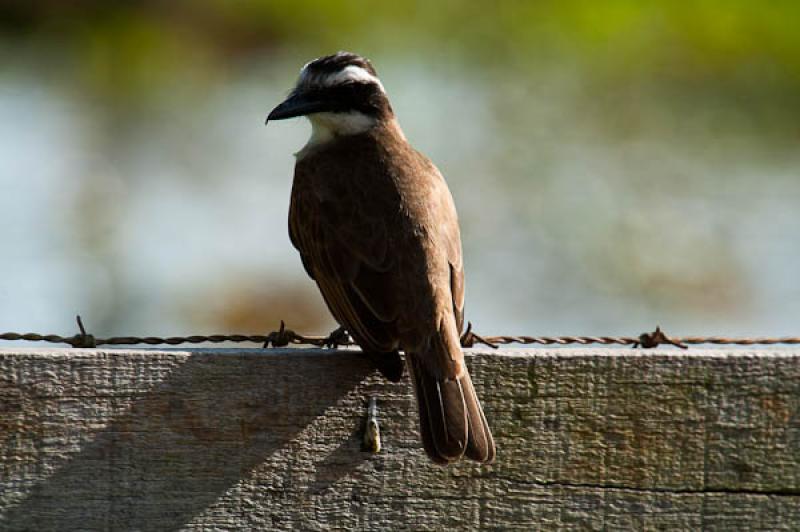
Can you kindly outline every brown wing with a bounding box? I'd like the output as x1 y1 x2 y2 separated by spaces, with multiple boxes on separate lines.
449 262 465 334
288 158 401 353
415 153 465 338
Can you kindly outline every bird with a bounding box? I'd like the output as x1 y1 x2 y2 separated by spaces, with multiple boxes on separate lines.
266 52 495 464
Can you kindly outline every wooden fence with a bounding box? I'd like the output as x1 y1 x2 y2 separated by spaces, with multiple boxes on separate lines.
1 348 799 530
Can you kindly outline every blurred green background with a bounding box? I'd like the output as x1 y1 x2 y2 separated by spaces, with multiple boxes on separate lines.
1 1 799 340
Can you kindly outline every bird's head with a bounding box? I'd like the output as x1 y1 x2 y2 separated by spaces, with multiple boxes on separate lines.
266 52 393 138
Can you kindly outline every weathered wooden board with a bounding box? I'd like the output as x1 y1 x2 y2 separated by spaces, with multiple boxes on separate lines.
1 348 799 531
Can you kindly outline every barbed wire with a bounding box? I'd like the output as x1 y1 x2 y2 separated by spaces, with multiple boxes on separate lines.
1 316 799 351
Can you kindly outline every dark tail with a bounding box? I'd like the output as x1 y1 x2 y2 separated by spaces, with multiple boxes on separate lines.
407 353 496 464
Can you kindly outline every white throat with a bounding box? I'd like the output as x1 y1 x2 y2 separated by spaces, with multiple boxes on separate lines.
295 111 377 159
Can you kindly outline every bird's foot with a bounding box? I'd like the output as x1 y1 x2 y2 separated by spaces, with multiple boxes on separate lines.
324 326 352 348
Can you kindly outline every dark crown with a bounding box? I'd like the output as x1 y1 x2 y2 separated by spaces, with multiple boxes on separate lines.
304 51 378 77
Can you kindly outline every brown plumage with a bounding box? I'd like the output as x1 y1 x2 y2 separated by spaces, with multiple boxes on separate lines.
268 52 495 464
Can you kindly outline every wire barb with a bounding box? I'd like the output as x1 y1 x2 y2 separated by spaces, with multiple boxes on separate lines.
67 315 96 348
263 320 297 348
632 326 688 349
460 322 499 349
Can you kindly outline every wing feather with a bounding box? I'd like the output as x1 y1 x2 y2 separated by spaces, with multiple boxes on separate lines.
289 168 398 352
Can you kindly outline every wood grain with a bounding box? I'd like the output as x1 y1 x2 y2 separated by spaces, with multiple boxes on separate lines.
1 348 798 531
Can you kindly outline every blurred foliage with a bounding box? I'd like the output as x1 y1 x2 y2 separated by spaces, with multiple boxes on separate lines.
3 1 800 92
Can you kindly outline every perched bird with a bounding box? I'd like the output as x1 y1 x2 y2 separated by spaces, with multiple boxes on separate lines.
266 52 495 464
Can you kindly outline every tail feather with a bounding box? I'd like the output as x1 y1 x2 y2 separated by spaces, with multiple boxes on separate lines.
407 353 495 464
411 357 454 465
462 371 496 462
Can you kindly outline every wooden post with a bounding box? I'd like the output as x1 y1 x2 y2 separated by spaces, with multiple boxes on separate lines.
1 348 799 530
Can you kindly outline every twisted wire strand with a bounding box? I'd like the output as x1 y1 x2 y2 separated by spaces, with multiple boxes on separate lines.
1 317 798 350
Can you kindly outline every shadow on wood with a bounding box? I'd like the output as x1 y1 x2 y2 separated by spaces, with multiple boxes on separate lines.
3 351 374 531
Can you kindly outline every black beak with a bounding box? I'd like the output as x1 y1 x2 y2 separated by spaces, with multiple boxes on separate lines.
266 91 329 124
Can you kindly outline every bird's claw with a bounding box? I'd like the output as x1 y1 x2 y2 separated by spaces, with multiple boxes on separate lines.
324 326 351 348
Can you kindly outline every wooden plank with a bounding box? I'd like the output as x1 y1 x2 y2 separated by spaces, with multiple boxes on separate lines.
1 348 799 531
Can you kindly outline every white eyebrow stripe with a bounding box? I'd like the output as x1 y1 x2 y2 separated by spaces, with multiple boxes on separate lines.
299 65 385 93
328 65 382 87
